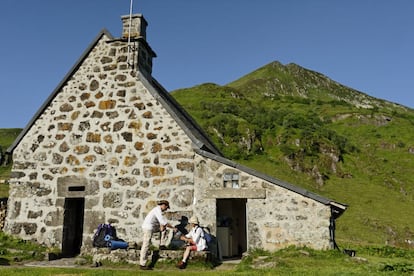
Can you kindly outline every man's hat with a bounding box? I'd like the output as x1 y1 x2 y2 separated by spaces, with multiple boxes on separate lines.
178 216 188 223
158 200 170 209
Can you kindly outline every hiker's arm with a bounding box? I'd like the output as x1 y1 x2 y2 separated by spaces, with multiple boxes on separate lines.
180 232 191 242
160 223 175 231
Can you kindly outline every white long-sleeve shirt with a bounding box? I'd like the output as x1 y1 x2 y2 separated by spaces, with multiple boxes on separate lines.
185 226 207 251
142 206 168 231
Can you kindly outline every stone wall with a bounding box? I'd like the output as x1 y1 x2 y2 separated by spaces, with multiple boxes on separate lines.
4 33 198 249
193 154 332 251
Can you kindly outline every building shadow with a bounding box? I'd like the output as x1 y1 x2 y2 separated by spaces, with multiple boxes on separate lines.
148 250 160 268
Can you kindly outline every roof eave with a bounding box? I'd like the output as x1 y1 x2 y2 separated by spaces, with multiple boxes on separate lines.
139 74 223 156
6 29 114 154
195 148 348 211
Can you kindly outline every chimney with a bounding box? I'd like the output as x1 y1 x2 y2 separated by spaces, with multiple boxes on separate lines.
122 13 147 40
120 14 156 78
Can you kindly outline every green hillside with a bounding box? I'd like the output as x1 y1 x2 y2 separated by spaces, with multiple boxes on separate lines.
171 61 414 248
0 128 21 196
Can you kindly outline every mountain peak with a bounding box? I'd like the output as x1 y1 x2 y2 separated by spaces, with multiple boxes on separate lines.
227 60 406 110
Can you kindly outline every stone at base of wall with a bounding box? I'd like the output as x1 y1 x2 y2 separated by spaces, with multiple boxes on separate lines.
85 247 211 265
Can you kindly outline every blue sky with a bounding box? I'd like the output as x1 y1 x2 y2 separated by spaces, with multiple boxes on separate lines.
1 0 413 128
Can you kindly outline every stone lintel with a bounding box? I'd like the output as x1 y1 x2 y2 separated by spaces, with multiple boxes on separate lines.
57 175 87 198
205 188 266 199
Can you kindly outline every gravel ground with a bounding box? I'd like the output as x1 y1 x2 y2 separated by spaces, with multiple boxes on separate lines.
24 257 89 268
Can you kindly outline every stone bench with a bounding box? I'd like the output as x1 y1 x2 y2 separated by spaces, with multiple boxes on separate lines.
86 247 212 266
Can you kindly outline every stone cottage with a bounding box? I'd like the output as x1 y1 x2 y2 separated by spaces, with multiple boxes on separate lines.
4 14 347 258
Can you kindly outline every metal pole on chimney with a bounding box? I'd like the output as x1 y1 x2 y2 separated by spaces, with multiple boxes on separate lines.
127 0 134 68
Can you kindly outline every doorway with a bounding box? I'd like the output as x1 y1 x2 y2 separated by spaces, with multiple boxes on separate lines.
62 197 85 257
216 199 247 258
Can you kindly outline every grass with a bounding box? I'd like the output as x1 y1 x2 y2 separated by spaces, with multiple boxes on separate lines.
0 231 47 266
1 243 414 275
0 129 21 153
0 128 21 197
0 182 9 198
0 268 237 276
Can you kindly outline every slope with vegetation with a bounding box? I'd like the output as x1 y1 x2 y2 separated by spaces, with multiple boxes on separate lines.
0 128 21 197
171 61 414 248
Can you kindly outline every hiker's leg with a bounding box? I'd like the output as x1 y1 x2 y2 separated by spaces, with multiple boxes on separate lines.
140 230 152 266
182 245 196 262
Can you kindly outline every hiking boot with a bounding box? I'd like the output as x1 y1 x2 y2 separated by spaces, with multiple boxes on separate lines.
140 265 153 270
176 260 186 269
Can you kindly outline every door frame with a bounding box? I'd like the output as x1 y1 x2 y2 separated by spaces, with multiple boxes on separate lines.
216 198 247 258
61 197 85 257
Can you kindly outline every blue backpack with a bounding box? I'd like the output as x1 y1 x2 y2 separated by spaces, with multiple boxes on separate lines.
201 227 213 243
93 223 116 247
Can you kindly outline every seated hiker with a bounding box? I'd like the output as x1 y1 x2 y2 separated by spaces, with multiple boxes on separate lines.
176 215 189 236
170 216 189 249
176 216 207 269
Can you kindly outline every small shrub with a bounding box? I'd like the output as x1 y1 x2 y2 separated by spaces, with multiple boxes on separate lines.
380 262 414 273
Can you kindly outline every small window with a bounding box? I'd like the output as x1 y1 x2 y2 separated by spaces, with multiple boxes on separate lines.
68 186 85 192
223 173 239 188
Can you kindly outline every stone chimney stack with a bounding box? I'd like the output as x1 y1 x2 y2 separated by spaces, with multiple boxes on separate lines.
122 13 147 39
120 14 156 79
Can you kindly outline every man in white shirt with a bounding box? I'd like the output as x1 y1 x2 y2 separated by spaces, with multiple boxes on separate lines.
140 200 174 270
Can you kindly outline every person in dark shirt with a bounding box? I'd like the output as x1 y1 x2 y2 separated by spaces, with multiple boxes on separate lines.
169 216 189 249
